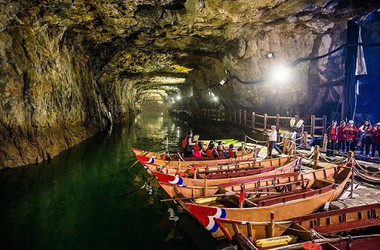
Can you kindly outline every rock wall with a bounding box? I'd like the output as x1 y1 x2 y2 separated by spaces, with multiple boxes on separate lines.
0 4 138 167
1 0 379 167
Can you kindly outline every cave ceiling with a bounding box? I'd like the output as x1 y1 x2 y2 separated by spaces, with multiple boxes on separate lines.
3 0 380 105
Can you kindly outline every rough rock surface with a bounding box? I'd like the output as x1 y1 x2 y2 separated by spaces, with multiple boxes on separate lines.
0 0 379 167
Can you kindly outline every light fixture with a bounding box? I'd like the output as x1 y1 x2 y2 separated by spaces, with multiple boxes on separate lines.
213 96 218 102
272 65 291 82
175 95 181 100
219 79 225 85
267 52 274 59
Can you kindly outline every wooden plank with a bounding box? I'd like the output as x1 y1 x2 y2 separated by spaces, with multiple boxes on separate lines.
233 233 258 250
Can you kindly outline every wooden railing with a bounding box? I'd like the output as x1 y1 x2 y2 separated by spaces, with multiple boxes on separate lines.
190 108 326 137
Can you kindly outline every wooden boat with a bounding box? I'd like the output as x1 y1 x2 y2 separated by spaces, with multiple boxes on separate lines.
215 203 380 249
183 163 352 238
156 157 301 198
132 147 261 169
136 152 289 176
158 162 344 199
354 160 380 184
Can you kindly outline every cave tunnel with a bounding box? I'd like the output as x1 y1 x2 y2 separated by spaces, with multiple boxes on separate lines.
1 1 380 249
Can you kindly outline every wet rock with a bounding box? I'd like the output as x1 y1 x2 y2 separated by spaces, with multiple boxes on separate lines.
1 0 379 167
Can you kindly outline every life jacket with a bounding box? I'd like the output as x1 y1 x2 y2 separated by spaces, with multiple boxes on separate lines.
206 148 214 157
228 148 235 158
181 136 188 149
337 125 346 141
329 126 337 141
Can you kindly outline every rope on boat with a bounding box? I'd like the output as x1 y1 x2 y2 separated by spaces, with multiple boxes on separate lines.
312 231 341 250
354 159 380 173
245 135 267 145
176 152 193 168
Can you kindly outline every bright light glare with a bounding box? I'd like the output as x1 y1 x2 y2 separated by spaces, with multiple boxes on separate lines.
175 95 181 100
272 66 291 82
213 96 218 102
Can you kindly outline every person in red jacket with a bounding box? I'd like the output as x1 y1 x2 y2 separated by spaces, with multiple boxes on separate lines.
371 122 380 158
343 120 359 152
228 144 237 158
326 120 338 156
337 120 346 152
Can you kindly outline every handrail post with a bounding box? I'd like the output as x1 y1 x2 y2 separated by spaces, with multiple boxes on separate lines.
282 137 288 154
348 151 354 198
303 131 308 149
252 112 255 129
263 113 268 131
239 109 242 124
322 133 328 152
311 115 316 137
234 110 237 123
313 145 320 169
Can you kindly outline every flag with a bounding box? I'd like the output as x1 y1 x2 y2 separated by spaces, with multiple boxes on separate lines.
239 184 245 203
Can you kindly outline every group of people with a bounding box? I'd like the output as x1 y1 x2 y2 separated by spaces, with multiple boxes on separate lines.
181 131 237 158
326 119 380 158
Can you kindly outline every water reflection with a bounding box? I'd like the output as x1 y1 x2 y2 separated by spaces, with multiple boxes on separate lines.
0 109 207 250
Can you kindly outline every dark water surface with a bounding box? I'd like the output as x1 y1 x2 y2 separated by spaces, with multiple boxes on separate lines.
0 110 221 250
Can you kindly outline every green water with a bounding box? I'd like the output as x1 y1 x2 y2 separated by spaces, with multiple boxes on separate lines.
0 111 208 250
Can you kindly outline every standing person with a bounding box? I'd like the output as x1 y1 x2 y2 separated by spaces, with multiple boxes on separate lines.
326 120 338 157
370 122 380 158
359 120 372 156
337 120 347 152
182 131 196 157
266 125 283 158
344 120 359 152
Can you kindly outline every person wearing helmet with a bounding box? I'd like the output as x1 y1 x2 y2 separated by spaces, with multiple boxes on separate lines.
343 120 358 152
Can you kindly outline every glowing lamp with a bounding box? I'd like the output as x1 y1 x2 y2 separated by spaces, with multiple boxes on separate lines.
272 66 291 82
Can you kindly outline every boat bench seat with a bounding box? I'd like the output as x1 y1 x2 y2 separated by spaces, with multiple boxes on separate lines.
199 166 258 175
250 188 310 204
203 166 275 179
313 217 380 234
245 178 308 193
220 172 299 188
257 184 334 207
